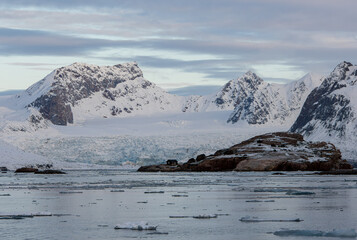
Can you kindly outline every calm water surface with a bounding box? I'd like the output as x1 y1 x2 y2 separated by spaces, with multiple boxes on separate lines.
0 170 357 240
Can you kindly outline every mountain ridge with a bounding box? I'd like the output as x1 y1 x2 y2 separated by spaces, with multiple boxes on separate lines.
11 62 323 128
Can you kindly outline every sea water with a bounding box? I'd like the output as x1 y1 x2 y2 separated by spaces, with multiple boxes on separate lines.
0 170 357 239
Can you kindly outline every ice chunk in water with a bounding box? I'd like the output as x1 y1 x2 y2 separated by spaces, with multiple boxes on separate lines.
193 214 217 219
240 216 302 222
114 221 157 230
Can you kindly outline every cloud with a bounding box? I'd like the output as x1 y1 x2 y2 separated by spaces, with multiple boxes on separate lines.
1 0 357 89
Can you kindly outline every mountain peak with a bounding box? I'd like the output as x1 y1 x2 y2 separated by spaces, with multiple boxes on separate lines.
328 61 353 81
242 70 260 79
335 61 353 70
238 71 264 88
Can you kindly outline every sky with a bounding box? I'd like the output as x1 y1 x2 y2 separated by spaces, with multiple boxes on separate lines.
0 0 357 92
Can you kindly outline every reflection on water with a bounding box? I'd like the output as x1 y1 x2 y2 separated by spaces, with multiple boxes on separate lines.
0 170 357 239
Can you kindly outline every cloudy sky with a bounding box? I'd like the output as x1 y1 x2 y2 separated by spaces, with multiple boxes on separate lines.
0 0 356 91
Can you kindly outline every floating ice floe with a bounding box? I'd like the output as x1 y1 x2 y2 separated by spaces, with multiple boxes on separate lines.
246 200 275 203
193 214 217 219
146 231 169 235
114 221 157 230
0 212 52 219
169 214 218 219
253 188 316 195
59 191 83 194
253 188 291 193
240 216 302 223
273 229 357 238
144 191 164 194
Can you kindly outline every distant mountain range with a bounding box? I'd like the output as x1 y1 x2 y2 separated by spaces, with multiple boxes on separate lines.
12 62 321 127
1 60 356 163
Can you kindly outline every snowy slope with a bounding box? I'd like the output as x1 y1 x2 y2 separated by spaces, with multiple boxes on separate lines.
71 77 186 123
226 72 322 126
291 61 357 159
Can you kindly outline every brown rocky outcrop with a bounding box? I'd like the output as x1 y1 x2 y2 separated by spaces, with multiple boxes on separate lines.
137 132 353 172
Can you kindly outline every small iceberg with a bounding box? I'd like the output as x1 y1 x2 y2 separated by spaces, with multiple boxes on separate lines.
59 191 83 194
240 216 302 223
0 212 52 219
193 214 217 219
169 216 191 218
114 221 157 230
144 191 164 194
273 229 357 238
245 200 275 202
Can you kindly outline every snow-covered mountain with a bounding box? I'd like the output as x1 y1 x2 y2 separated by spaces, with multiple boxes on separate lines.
184 71 322 126
16 62 189 125
12 62 322 128
290 61 357 159
227 72 323 126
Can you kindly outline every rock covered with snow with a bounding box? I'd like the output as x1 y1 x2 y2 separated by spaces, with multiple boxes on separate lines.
17 62 184 125
290 61 357 159
138 132 352 172
226 72 322 126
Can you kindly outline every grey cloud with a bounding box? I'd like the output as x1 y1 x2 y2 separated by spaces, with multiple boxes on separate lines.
0 28 131 56
2 0 357 32
1 27 356 79
1 0 357 85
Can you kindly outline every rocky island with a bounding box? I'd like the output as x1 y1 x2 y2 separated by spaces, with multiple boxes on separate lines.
138 132 353 172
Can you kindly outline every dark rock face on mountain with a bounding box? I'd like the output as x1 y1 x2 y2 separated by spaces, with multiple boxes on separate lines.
290 61 356 138
31 95 73 125
138 132 352 172
24 62 143 125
